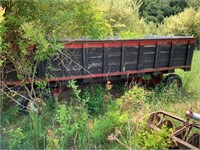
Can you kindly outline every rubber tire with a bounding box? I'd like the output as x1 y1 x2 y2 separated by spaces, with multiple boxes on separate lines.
19 95 30 114
164 74 182 88
19 91 54 114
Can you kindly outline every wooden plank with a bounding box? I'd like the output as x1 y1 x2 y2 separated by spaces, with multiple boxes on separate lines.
37 60 47 78
185 42 191 66
82 43 88 75
184 43 195 71
137 43 144 70
120 43 126 79
103 43 109 81
121 43 125 72
103 43 109 73
168 41 174 67
154 43 160 68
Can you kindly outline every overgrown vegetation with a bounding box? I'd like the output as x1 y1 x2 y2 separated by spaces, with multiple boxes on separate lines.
1 51 199 149
82 84 106 116
1 0 200 149
138 125 173 150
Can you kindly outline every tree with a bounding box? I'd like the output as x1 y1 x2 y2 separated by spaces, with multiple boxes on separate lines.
0 0 112 105
157 8 200 48
169 0 188 15
139 0 188 24
188 0 200 10
98 0 150 37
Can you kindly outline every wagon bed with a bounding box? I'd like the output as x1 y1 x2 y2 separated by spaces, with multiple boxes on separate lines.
3 36 195 86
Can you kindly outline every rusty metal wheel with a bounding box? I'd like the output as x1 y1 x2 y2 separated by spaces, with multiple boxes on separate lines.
158 119 174 129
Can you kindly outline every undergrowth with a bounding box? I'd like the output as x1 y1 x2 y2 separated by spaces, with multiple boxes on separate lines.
1 51 199 149
82 84 106 116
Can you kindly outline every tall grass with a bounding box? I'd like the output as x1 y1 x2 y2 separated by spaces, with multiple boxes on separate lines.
176 50 200 97
144 50 200 118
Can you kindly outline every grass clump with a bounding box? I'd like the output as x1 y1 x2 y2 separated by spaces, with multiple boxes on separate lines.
82 84 106 116
117 85 146 113
91 101 128 143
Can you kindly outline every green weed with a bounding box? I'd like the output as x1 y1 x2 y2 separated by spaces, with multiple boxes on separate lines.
52 104 89 149
117 85 146 113
82 84 106 116
91 101 128 143
3 127 25 149
138 125 173 150
106 120 139 150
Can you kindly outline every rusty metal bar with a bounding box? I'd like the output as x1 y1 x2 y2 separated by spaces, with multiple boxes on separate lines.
148 111 200 150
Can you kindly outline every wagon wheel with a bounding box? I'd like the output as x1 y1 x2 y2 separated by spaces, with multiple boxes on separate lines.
148 113 161 126
19 94 31 114
164 74 182 89
158 119 174 129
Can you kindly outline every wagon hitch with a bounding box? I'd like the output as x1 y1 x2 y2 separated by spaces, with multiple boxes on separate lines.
148 110 200 149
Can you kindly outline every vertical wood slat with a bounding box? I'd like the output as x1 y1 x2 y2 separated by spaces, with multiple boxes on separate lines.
168 41 174 67
121 42 125 72
61 52 64 77
185 40 191 66
137 42 143 70
102 43 109 81
154 42 159 68
120 42 126 79
103 43 108 74
82 43 88 75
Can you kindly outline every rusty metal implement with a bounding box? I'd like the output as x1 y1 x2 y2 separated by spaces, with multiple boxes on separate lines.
148 111 200 149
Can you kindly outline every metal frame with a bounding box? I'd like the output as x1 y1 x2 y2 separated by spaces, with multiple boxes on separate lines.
148 111 200 150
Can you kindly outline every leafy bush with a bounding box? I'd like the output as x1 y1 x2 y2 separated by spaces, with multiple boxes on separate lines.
49 80 90 149
52 104 89 149
138 125 173 150
98 0 150 36
91 85 146 144
3 127 25 149
117 86 146 113
82 84 106 116
67 80 82 102
91 102 127 143
119 30 143 39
